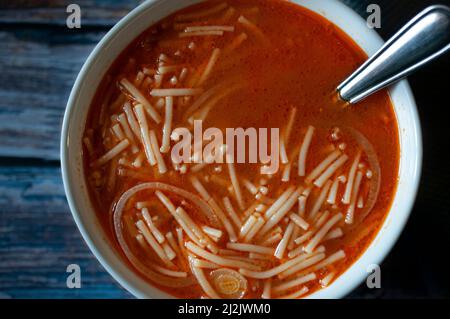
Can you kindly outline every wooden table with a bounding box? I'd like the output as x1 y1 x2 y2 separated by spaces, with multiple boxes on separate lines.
1 0 449 299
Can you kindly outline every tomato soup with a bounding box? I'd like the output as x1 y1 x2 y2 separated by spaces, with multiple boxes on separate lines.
83 0 399 299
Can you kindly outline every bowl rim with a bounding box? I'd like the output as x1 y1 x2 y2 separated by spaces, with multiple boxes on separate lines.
61 0 422 299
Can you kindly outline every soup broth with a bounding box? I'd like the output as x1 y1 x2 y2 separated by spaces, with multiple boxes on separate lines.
83 0 399 299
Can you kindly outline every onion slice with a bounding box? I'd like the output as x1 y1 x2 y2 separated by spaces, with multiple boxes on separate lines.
209 268 247 299
113 182 221 287
343 127 381 226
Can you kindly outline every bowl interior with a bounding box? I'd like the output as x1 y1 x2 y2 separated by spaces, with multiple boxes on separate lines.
61 0 422 299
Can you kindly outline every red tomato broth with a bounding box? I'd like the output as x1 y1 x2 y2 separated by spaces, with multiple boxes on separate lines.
83 0 399 298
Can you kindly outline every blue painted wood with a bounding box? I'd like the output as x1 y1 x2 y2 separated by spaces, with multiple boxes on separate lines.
0 166 131 298
0 27 106 160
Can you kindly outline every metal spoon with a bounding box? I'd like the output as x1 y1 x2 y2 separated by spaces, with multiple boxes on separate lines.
338 5 450 104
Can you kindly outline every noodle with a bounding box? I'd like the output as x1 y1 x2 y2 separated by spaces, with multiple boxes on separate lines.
134 104 157 166
298 126 315 176
93 139 129 167
160 96 173 153
120 78 161 123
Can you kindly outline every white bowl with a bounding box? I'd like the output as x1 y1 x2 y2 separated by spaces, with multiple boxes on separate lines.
61 0 422 299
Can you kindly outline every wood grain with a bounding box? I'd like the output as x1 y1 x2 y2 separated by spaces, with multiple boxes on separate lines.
0 166 131 298
0 27 105 160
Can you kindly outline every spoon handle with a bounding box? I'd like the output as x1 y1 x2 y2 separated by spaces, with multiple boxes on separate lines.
338 5 450 104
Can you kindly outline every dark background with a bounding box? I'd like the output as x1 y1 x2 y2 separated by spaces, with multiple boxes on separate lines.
0 0 449 298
